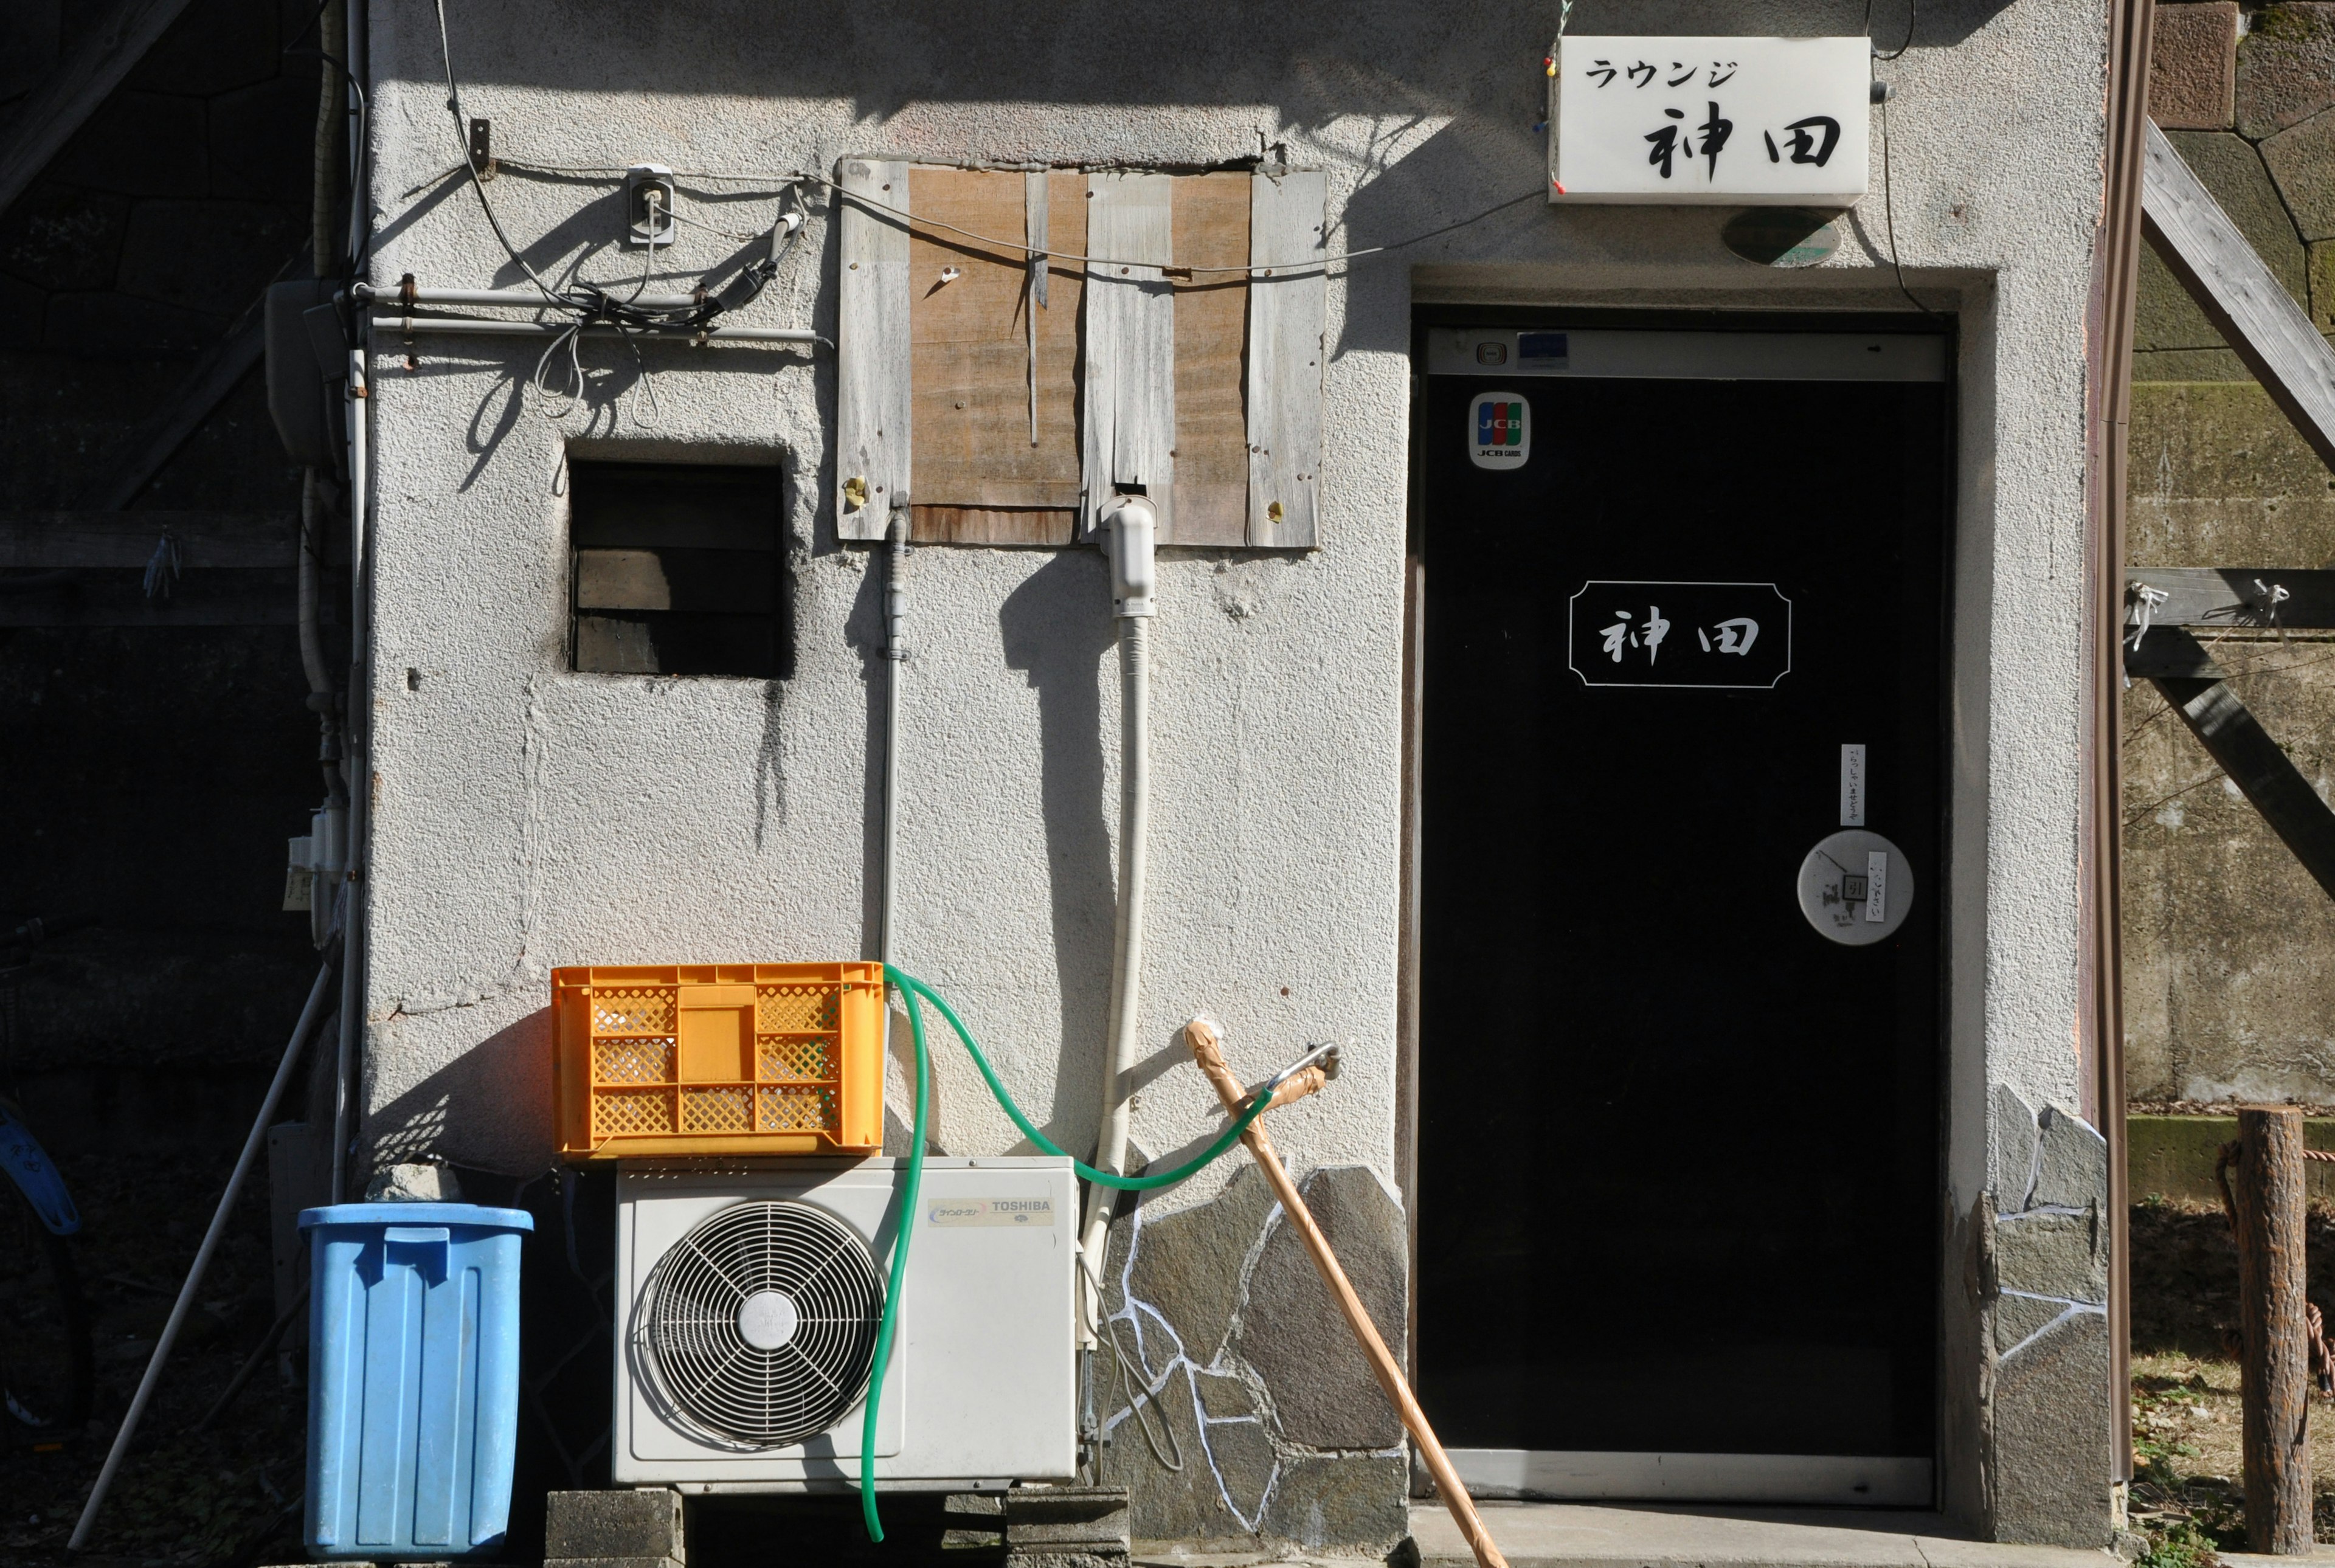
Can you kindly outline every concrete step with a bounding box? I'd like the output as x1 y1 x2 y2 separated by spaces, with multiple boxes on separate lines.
1406 1502 2115 1568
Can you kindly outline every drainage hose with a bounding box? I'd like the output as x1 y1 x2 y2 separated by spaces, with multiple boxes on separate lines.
859 965 1276 1541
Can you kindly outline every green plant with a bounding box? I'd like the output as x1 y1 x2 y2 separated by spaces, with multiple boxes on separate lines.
2137 1516 2223 1568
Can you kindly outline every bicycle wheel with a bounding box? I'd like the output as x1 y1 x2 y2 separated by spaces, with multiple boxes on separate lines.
0 1175 92 1436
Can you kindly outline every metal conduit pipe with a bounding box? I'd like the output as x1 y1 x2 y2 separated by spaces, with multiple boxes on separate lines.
297 472 333 700
331 336 370 1203
1078 494 1158 1343
368 316 823 344
313 1 344 272
354 284 713 310
69 962 339 1550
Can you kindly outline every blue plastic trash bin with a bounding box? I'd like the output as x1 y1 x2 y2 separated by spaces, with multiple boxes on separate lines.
299 1203 533 1561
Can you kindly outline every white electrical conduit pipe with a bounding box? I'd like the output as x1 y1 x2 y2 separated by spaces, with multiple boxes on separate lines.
356 284 711 310
1078 495 1158 1343
880 500 909 967
332 338 370 1203
69 963 339 1552
371 317 822 344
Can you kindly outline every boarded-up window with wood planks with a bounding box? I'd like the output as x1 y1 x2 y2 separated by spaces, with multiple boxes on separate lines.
834 162 1325 549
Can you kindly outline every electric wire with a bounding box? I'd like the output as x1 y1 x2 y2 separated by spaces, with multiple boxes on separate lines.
1866 0 1917 61
401 154 1546 279
1876 90 1944 320
812 172 1545 277
432 0 579 312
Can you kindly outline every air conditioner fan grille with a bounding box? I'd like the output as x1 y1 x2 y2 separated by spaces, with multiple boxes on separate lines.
643 1199 884 1446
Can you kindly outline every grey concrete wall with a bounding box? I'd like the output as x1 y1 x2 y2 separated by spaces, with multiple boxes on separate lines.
2123 4 2335 1108
356 0 2116 1547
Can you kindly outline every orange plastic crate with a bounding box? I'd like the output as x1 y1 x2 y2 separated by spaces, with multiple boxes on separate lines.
552 962 884 1160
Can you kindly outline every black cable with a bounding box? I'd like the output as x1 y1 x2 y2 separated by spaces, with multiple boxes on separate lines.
285 0 335 53
1877 92 1946 320
1866 0 1915 61
283 47 373 283
431 0 580 311
427 0 780 369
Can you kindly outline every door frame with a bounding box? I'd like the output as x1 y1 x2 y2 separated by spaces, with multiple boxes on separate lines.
1395 300 1967 1510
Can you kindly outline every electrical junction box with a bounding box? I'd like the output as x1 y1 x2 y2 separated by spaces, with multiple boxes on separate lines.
1549 36 1870 205
613 1158 1077 1491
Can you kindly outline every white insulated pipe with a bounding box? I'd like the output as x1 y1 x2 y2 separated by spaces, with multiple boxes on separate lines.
367 317 822 344
1079 495 1157 1341
331 337 370 1204
880 500 909 967
358 285 711 309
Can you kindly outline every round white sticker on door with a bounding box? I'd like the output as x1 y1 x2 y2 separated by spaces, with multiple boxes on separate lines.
1468 390 1531 470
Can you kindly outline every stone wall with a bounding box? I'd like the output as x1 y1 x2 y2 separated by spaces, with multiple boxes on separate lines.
0 0 329 1100
2125 3 2335 1105
1095 1165 1409 1553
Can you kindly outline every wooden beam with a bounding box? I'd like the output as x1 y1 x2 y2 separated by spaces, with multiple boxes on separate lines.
2142 120 2335 474
0 511 295 570
0 0 201 219
76 247 306 511
2128 567 2335 629
0 570 320 629
2133 630 2335 900
2231 1107 2314 1554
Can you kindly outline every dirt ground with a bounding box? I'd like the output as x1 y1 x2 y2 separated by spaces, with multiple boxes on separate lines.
1 1143 305 1568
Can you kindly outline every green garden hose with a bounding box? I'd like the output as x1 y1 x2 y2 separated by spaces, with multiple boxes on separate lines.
859 965 1277 1541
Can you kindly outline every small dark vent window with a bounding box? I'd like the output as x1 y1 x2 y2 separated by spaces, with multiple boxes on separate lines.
570 461 789 679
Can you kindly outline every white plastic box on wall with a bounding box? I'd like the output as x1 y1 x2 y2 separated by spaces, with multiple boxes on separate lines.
1548 36 1870 205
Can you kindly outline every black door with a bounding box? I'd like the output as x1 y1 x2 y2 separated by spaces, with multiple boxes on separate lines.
1413 322 1949 1504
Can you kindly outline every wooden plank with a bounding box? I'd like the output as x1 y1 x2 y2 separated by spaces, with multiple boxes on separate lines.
0 569 314 628
573 548 775 614
908 506 1076 547
1082 171 1178 541
835 157 912 541
2142 120 2335 475
80 245 310 510
1171 173 1252 547
2125 623 2226 682
0 0 199 219
1246 169 1328 549
908 167 1084 511
2127 567 2335 629
0 511 294 568
2145 630 2335 901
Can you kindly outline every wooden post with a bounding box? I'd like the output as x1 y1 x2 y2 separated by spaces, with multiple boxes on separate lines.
2232 1106 2313 1553
1183 1020 1508 1568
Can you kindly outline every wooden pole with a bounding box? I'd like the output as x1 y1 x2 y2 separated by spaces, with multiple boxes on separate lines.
1183 1020 1507 1568
2232 1106 2313 1553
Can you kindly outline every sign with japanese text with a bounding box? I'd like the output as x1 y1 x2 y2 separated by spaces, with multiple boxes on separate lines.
1549 36 1870 206
1566 581 1793 689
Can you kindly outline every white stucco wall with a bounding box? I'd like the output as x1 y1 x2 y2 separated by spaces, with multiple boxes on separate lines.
357 0 2105 1191
352 0 2117 1536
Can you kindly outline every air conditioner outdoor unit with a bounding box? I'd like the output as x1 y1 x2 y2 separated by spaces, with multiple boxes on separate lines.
613 1157 1078 1491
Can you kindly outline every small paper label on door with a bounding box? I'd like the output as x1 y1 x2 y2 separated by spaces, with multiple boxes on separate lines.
1841 744 1866 826
927 1197 1055 1228
1864 851 1889 922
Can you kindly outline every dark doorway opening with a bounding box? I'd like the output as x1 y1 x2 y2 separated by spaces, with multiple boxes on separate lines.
1411 316 1952 1505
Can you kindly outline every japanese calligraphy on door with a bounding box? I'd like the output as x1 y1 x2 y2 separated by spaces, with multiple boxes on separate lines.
1566 581 1794 689
1550 36 1870 207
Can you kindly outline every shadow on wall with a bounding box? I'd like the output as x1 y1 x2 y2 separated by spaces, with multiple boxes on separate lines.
412 1 2015 115
998 551 1119 1150
367 1004 558 1178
